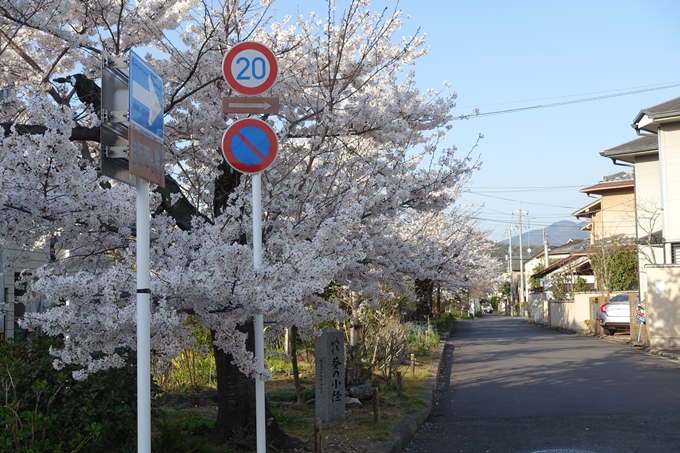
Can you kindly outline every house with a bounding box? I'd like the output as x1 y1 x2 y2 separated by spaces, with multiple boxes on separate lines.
600 95 680 348
1 246 49 340
573 172 636 244
528 239 592 300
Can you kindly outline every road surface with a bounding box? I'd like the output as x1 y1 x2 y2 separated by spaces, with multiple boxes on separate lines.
405 315 680 453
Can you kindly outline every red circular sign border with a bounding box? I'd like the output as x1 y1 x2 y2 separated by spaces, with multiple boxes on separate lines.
222 42 278 96
221 118 278 174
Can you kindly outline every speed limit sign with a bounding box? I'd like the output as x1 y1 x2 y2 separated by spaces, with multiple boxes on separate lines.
222 42 278 96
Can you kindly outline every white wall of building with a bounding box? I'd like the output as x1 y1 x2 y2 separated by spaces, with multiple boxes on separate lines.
659 123 680 242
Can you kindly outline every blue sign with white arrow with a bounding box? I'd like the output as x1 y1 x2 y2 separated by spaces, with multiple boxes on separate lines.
129 50 163 143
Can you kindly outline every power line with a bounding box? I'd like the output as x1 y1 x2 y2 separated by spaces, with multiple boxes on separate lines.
456 81 680 109
473 185 587 193
453 83 680 120
465 190 578 209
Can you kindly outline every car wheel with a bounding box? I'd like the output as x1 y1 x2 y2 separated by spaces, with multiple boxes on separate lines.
603 327 615 336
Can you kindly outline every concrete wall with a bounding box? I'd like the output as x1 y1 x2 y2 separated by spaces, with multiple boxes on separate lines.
571 293 595 333
546 297 589 333
548 301 576 332
645 265 680 348
528 292 546 324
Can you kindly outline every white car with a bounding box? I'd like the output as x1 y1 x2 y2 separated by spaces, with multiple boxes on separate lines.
481 302 493 313
599 294 630 335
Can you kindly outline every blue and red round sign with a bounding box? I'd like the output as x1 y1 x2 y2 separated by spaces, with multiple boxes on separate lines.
221 118 278 174
222 42 278 96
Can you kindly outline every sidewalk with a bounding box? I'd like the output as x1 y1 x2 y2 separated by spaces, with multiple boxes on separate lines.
597 330 680 361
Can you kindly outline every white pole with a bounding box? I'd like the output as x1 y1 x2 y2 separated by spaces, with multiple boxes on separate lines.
508 229 513 316
252 173 266 453
136 178 151 453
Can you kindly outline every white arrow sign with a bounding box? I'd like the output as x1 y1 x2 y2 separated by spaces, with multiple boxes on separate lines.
222 96 279 114
132 75 162 126
229 100 272 110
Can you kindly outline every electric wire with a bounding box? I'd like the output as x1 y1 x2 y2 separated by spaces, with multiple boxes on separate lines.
454 82 680 120
465 190 578 209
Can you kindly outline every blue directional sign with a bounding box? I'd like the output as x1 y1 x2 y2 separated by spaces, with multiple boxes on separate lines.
128 50 165 187
129 50 163 142
221 118 278 174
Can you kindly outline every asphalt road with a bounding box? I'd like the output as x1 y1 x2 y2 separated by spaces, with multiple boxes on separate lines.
405 315 680 453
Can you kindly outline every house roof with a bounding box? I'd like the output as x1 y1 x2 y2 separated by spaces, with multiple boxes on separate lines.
633 95 680 134
531 247 594 279
572 198 601 218
531 254 582 279
579 177 634 195
547 238 589 256
600 135 658 164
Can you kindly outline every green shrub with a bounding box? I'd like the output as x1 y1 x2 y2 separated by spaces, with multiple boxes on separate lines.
152 412 215 453
407 320 440 354
430 313 456 333
266 386 315 402
160 316 216 392
0 336 137 453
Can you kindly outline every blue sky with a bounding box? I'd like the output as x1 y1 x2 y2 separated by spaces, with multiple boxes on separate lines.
281 0 680 242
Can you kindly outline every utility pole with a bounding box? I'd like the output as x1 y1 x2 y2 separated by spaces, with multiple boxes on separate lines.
543 229 549 267
507 229 514 316
513 208 528 317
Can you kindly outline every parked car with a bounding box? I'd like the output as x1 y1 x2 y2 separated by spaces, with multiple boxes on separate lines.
481 302 493 313
599 294 630 335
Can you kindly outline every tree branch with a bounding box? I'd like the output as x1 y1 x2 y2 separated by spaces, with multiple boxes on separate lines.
1 123 100 141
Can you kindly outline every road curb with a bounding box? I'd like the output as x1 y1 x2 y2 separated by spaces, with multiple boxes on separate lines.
367 327 450 453
647 348 680 361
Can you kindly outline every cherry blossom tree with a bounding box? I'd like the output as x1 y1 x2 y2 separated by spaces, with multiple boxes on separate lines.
0 0 501 446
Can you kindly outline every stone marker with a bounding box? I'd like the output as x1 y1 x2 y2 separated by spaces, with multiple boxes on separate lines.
315 328 345 422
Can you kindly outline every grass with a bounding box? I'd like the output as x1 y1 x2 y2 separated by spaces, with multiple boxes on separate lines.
267 352 436 451
152 315 454 452
152 411 232 453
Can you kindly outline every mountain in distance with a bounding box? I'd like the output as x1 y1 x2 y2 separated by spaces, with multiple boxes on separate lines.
501 220 589 247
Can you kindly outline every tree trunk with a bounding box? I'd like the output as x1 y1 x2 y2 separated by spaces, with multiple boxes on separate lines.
211 321 300 450
414 278 434 321
345 292 363 386
290 325 305 405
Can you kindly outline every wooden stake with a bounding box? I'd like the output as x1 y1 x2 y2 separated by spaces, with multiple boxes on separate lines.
396 371 402 397
314 418 323 453
372 387 380 424
410 353 416 377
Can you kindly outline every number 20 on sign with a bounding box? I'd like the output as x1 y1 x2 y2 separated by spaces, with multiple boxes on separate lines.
222 42 278 96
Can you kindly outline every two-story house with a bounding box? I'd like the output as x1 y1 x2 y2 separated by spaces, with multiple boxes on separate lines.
573 172 636 244
601 95 680 348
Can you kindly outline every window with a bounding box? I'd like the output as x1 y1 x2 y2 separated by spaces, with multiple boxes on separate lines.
13 272 28 322
672 243 680 265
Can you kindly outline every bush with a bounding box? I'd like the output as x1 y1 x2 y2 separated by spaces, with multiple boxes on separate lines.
0 336 137 453
158 315 216 392
430 313 456 334
266 386 315 402
152 412 214 453
407 320 440 354
367 318 410 384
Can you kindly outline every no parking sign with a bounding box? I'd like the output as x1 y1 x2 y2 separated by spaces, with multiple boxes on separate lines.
221 118 278 174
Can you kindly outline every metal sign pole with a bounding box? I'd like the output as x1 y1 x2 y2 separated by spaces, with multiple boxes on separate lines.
252 173 266 453
221 42 278 453
136 178 151 453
